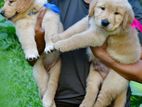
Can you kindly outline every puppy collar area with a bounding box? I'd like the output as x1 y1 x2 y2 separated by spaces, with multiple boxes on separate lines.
131 18 142 32
43 3 60 14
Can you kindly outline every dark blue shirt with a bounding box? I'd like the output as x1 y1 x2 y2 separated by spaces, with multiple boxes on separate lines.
53 0 89 104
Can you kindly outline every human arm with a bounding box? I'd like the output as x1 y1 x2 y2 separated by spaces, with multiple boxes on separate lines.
91 0 142 83
91 46 142 83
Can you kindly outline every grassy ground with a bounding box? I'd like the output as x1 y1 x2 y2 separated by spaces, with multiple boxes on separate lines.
0 1 142 107
0 15 42 107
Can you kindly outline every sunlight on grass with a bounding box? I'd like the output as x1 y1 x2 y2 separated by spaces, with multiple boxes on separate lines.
130 82 142 96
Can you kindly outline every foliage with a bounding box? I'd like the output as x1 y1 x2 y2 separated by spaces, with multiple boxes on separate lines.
0 1 3 7
130 82 142 107
131 95 142 107
0 2 42 107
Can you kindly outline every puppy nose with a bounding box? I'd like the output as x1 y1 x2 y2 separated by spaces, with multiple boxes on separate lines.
101 19 110 27
0 10 5 16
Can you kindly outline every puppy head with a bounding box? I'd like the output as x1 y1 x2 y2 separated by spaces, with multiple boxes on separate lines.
89 0 134 33
1 0 34 19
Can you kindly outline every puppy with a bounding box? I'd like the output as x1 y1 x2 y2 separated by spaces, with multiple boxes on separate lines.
49 0 141 107
1 0 63 107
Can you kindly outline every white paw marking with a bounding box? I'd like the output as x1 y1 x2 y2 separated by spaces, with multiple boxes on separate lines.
44 45 55 54
25 50 39 60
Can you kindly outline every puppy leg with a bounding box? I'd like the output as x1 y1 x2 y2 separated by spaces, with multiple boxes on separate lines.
42 13 62 53
16 20 39 60
51 101 56 107
80 63 103 107
42 59 61 107
94 71 128 107
52 16 89 42
113 89 127 107
33 57 49 97
54 29 106 52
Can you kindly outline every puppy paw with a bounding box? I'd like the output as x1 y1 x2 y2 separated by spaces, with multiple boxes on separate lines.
54 42 68 52
42 95 53 107
25 51 39 61
44 45 56 54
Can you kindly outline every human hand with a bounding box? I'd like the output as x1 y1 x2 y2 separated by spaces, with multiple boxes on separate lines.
91 43 108 59
91 45 142 82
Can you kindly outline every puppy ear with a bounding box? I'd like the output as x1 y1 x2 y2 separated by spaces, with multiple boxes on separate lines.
89 0 98 17
16 0 34 13
122 8 134 30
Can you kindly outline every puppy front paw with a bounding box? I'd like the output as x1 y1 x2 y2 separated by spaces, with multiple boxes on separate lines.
25 51 39 61
54 41 68 52
44 45 56 54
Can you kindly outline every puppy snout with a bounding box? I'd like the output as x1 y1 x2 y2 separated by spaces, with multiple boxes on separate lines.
0 10 5 16
101 19 110 27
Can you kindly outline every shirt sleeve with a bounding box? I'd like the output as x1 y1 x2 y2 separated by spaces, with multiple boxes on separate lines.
129 0 142 45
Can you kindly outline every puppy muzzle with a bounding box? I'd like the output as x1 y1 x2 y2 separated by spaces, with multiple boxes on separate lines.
101 19 110 27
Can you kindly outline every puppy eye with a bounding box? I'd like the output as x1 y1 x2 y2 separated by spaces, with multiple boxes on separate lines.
9 0 14 3
114 12 120 15
100 7 105 10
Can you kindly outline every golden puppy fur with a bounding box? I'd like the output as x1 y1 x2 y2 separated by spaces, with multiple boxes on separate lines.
1 0 63 107
50 0 141 107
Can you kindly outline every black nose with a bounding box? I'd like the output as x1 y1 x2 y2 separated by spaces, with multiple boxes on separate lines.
0 10 5 16
101 19 110 27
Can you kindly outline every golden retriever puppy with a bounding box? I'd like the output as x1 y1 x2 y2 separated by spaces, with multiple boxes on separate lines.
1 0 63 107
49 0 141 107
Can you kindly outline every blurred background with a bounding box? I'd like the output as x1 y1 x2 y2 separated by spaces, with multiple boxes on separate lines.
0 0 142 107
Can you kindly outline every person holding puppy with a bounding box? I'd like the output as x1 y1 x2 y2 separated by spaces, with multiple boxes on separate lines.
92 0 142 83
34 0 142 107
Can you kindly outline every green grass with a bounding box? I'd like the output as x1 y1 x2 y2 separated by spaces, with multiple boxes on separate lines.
0 15 42 107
